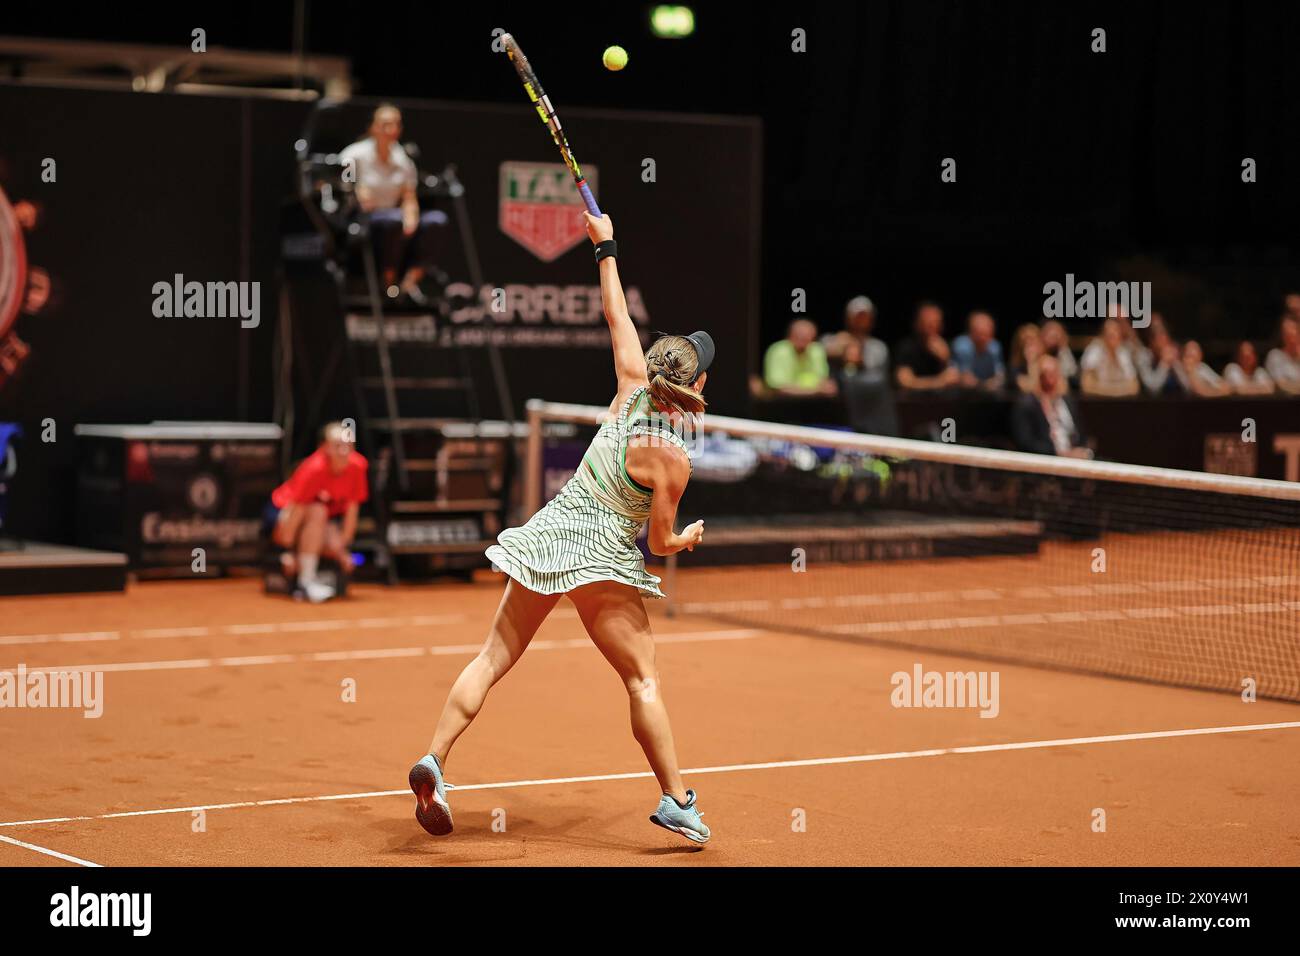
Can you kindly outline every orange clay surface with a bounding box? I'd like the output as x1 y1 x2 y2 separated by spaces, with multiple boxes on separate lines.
0 574 1297 867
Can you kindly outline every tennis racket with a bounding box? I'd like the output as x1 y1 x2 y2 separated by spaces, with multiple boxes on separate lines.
500 32 602 217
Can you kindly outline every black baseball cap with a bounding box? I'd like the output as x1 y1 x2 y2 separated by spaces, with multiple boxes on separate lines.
684 330 715 382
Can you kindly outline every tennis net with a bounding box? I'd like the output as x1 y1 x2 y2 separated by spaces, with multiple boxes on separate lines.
524 400 1300 702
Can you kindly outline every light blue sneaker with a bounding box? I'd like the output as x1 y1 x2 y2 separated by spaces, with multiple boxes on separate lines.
408 753 452 836
649 788 710 844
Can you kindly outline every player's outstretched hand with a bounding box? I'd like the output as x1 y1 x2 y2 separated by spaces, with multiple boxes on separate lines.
679 519 704 552
584 212 614 245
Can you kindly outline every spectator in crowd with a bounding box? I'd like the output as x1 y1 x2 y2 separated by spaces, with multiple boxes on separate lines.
1039 320 1078 384
1011 355 1091 458
1080 317 1141 396
952 311 1006 391
1136 321 1185 395
1223 341 1276 395
1114 306 1146 365
763 318 835 395
1009 323 1044 393
1177 341 1229 397
340 103 449 305
837 339 876 382
895 302 960 392
1265 316 1300 395
823 296 889 378
1284 292 1300 321
837 338 900 435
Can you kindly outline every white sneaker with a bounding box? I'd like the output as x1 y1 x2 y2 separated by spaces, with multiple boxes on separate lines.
649 788 710 844
301 579 335 604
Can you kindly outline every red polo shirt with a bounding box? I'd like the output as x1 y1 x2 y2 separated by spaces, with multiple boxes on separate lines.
271 449 369 517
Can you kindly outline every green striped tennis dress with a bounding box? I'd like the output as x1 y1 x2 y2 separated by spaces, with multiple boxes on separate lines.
486 386 691 599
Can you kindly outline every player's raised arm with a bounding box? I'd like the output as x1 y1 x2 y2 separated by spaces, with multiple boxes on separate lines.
585 212 648 391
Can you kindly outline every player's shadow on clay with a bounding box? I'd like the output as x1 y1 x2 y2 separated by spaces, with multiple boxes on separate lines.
638 844 707 856
374 805 705 858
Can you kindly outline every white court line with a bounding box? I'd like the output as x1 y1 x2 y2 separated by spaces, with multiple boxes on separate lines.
0 615 466 647
680 574 1300 616
0 833 102 866
213 616 466 636
830 601 1300 636
132 626 210 639
308 647 427 662
7 571 1299 646
2 720 1296 830
0 631 120 646
9 629 765 675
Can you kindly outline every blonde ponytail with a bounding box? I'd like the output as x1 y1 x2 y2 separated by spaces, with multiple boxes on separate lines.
650 372 706 415
645 335 707 416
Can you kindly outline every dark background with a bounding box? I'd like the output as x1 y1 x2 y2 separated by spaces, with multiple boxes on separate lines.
2 0 1299 543
6 0 1300 347
0 84 759 542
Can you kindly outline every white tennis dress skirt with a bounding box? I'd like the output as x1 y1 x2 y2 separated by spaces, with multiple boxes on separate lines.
485 477 665 599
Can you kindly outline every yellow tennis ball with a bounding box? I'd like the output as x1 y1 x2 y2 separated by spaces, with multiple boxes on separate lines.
602 45 628 71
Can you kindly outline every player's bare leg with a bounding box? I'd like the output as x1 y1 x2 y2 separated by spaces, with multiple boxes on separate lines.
569 580 685 801
569 580 708 843
428 578 560 765
411 579 558 836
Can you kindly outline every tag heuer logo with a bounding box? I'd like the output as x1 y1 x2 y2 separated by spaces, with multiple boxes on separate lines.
499 161 598 262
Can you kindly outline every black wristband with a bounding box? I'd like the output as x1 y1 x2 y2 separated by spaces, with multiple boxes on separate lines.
594 239 618 262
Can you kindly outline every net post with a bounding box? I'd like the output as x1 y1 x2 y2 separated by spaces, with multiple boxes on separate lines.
524 399 544 518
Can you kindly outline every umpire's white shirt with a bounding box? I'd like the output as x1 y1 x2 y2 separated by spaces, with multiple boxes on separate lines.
339 137 416 209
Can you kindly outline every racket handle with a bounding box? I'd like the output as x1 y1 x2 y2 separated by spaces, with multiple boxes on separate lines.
576 180 602 217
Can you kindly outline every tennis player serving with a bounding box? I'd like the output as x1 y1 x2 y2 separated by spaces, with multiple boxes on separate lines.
409 211 712 844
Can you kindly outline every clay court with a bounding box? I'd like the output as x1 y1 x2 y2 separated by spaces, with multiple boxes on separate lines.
3 569 1297 868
